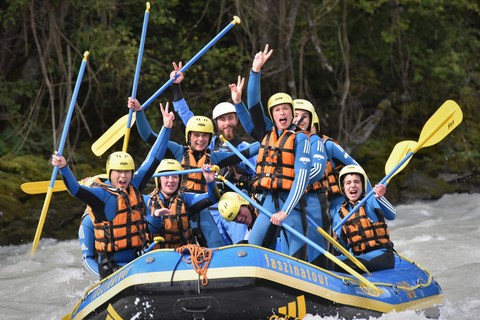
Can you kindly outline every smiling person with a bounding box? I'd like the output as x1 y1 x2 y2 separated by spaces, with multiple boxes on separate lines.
166 62 258 246
52 103 174 279
332 165 396 273
230 45 311 260
146 159 219 249
216 192 258 244
128 99 259 248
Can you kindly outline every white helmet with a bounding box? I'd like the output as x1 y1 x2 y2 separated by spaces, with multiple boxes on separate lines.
212 102 236 120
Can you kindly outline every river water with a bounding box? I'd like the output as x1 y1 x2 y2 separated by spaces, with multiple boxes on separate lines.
1 193 479 320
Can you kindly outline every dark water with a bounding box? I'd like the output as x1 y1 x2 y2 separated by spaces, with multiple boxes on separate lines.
1 193 479 320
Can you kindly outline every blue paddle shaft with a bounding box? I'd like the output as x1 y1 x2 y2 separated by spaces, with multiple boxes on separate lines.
127 7 150 129
220 177 328 256
220 138 256 171
140 19 238 110
50 55 88 188
332 151 413 234
152 167 215 178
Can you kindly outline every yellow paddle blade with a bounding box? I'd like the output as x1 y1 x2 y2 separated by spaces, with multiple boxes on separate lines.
21 180 67 194
418 100 463 149
21 174 108 194
384 140 417 179
91 113 136 156
31 188 53 257
315 226 370 275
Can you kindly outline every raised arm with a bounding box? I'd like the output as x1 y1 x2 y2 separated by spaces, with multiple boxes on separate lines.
170 61 194 126
133 102 173 191
128 97 157 145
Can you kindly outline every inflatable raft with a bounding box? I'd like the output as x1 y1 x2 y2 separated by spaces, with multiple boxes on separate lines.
65 244 443 320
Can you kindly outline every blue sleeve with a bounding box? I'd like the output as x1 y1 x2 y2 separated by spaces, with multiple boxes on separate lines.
247 70 273 139
135 109 158 145
79 216 100 278
167 141 186 162
234 101 255 137
60 166 106 203
281 133 311 215
247 70 262 108
183 180 218 208
309 135 327 184
172 98 194 126
374 196 396 220
132 126 172 191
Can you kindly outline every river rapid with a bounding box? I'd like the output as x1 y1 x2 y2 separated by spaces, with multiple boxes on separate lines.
1 193 479 320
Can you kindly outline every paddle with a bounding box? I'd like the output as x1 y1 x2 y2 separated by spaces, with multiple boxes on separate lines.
333 100 463 234
305 215 370 275
31 51 89 257
21 166 220 195
219 135 256 171
123 2 151 153
217 175 383 294
91 16 242 156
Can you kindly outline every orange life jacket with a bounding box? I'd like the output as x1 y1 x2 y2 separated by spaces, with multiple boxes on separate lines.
253 127 307 191
148 192 192 249
338 203 393 255
181 147 211 193
320 135 344 199
87 179 149 254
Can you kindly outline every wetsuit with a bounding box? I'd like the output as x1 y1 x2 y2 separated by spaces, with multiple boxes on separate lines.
62 126 170 278
332 195 396 273
171 85 257 245
78 194 151 278
134 108 259 248
238 69 311 260
305 133 331 268
147 178 218 248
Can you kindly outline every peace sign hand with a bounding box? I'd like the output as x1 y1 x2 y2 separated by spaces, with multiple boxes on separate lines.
160 102 175 129
252 44 273 73
229 76 245 104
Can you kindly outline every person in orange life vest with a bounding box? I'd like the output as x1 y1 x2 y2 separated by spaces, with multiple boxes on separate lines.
127 101 259 248
52 103 174 279
332 165 396 273
166 62 257 246
233 45 311 260
291 99 333 269
216 192 259 244
147 159 219 249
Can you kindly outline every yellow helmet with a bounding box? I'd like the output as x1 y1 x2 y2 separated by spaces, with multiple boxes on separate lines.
293 99 315 131
218 192 250 222
106 152 135 179
185 116 214 144
267 92 294 120
154 159 183 189
338 165 368 194
312 112 321 133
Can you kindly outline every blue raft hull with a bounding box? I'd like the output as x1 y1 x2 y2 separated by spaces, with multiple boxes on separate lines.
67 245 443 320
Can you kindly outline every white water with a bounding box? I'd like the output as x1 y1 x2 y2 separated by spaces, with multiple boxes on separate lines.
1 193 479 320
